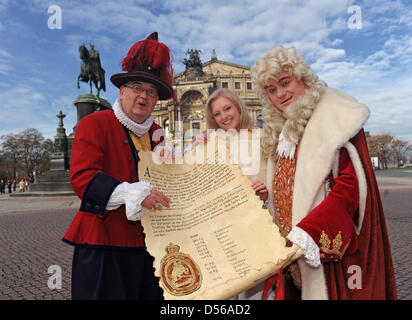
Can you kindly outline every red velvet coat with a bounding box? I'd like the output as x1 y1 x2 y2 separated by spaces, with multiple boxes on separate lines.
63 110 164 248
324 131 397 299
296 130 397 299
262 88 397 299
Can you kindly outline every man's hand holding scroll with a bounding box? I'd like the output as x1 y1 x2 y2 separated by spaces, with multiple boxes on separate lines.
106 181 170 221
141 188 171 211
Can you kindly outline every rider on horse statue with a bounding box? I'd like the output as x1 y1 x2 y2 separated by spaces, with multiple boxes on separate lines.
77 44 106 97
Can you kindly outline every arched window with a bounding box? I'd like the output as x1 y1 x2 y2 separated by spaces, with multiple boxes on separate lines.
180 90 203 106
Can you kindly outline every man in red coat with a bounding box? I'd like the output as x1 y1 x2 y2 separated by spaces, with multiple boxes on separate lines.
250 46 397 299
63 32 173 300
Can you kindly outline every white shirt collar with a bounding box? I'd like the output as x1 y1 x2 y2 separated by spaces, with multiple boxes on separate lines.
113 98 153 137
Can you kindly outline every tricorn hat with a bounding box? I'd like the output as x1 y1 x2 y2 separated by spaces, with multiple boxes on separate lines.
110 32 174 101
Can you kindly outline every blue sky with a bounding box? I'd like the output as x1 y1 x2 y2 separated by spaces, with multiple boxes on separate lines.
0 0 411 141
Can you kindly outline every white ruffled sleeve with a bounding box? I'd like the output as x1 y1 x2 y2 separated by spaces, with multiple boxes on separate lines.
287 226 321 267
106 181 153 221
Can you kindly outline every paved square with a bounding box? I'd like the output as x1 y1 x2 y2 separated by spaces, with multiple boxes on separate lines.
0 171 411 300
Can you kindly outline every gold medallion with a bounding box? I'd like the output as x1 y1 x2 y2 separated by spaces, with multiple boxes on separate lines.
160 243 202 296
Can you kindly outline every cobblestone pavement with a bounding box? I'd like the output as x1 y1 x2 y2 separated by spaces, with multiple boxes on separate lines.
0 196 78 300
377 171 412 300
0 171 411 300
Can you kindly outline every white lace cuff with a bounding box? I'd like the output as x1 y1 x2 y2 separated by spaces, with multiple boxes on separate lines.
287 227 321 267
106 181 153 221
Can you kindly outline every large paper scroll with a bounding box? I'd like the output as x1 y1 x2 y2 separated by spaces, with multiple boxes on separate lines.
139 141 300 300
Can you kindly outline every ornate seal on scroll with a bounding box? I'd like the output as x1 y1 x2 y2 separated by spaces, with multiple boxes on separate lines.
160 243 202 296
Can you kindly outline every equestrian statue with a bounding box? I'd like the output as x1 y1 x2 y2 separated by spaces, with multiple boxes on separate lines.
77 44 106 97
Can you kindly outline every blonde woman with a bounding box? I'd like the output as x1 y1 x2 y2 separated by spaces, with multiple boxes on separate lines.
159 88 261 176
205 88 252 131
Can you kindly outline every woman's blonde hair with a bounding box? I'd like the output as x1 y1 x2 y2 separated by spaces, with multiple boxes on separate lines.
251 46 326 159
205 88 252 130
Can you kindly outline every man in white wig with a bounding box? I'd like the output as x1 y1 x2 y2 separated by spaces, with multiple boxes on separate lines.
251 46 397 300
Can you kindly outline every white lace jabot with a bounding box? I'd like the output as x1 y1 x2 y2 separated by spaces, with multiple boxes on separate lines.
276 129 297 160
113 98 153 137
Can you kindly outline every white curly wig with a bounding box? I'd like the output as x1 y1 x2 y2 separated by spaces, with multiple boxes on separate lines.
251 46 327 159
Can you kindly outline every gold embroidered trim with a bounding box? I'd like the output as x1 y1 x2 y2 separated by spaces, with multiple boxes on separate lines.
319 230 350 260
273 155 296 238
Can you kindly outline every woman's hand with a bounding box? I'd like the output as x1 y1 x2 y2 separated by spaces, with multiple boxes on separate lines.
251 181 268 202
192 132 208 147
153 145 173 163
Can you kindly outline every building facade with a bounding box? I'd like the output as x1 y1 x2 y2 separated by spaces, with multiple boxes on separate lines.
152 53 263 145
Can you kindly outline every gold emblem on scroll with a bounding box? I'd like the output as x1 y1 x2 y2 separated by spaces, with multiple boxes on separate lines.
160 243 202 296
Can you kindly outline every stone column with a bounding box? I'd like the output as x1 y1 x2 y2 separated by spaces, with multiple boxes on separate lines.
28 110 73 193
54 110 69 170
73 94 111 133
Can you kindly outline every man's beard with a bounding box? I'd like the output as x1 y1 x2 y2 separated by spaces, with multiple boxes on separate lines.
260 85 324 160
280 87 321 146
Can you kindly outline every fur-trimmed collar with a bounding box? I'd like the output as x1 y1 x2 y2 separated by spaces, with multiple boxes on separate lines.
291 88 370 226
262 88 370 300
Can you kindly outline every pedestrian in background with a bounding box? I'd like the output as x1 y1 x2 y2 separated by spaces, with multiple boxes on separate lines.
0 179 5 194
19 179 25 192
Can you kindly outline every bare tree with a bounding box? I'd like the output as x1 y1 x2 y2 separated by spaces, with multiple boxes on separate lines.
17 129 45 179
0 133 21 179
1 128 53 180
368 134 393 169
391 138 412 167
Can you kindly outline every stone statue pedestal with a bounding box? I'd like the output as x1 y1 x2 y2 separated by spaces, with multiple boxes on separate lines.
49 152 67 171
73 94 111 131
185 67 204 81
14 93 112 197
28 152 73 194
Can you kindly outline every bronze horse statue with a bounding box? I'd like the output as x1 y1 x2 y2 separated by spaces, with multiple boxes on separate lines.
77 44 106 97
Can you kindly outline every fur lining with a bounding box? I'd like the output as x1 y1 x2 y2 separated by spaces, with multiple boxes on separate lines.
298 260 328 299
292 88 370 226
292 88 369 300
343 142 367 235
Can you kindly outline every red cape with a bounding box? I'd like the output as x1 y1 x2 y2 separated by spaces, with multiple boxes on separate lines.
324 130 397 299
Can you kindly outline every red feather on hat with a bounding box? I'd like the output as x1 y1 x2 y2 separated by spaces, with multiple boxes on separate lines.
121 40 171 72
120 33 177 105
